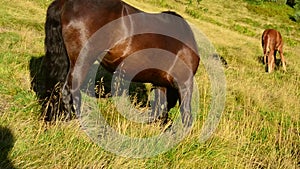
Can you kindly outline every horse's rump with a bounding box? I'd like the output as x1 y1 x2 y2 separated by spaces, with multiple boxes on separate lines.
261 29 286 73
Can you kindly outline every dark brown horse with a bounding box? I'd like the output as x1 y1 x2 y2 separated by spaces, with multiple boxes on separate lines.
261 29 286 73
42 0 200 127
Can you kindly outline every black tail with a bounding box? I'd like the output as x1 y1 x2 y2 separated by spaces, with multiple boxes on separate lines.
41 0 74 121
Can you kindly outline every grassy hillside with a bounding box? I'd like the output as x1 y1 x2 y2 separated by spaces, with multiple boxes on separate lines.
0 0 299 168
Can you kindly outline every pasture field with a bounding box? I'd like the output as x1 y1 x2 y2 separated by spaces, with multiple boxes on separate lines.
0 0 299 168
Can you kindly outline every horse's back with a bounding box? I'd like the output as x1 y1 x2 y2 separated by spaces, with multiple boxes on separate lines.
262 29 283 50
60 0 198 70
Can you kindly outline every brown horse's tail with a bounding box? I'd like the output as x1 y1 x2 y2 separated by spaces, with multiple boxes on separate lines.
41 0 73 121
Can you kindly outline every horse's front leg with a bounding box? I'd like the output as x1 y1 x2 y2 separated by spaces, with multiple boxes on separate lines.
68 59 95 118
61 80 76 120
67 81 81 118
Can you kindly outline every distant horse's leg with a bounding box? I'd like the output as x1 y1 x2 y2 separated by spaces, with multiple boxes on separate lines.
263 47 267 65
272 51 276 72
278 46 287 71
262 35 268 65
267 50 275 73
264 52 268 72
263 45 269 72
264 53 269 72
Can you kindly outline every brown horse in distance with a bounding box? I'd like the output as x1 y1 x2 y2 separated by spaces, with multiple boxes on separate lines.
261 29 286 73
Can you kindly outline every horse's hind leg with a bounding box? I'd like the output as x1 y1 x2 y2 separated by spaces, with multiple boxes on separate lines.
262 35 268 65
263 47 268 65
267 50 275 73
150 86 179 125
262 45 269 72
178 79 194 128
278 46 286 71
150 87 168 123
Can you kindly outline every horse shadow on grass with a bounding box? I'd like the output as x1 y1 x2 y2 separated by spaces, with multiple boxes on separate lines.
0 126 15 169
212 53 228 68
29 56 149 115
257 56 284 72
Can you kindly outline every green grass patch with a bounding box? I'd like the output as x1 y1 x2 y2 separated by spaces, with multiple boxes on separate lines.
246 2 295 20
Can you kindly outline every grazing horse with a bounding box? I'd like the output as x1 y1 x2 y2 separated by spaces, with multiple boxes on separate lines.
42 0 200 127
261 29 286 73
